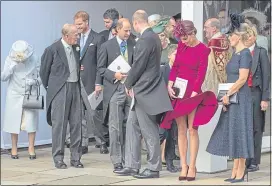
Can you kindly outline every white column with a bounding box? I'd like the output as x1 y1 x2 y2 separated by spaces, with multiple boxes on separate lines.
181 1 228 173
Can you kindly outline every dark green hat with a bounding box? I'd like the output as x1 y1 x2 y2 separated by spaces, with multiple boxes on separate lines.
152 17 170 34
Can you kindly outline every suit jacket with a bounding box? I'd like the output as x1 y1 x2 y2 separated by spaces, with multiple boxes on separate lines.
125 28 173 115
251 45 270 101
160 64 171 85
96 36 136 120
79 29 104 95
40 40 106 139
40 40 80 125
99 30 110 41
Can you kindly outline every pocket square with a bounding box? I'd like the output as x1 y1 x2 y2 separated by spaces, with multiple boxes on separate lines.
89 43 94 46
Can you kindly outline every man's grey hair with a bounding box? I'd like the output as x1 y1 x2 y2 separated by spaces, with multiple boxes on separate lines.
61 24 76 35
103 8 119 21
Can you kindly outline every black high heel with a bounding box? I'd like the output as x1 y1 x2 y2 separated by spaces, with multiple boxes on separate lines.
29 154 36 160
11 154 19 159
231 169 248 183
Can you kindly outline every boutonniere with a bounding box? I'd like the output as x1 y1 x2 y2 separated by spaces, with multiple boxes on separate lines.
76 46 80 52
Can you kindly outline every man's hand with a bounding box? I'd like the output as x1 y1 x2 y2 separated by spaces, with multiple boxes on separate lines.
95 85 102 96
261 101 269 111
114 72 127 81
125 87 134 98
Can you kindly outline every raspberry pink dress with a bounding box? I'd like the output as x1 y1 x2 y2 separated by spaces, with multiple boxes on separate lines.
160 41 218 129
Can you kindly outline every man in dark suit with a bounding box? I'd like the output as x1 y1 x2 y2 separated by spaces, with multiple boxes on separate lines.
40 24 85 169
99 8 120 41
245 26 270 172
114 10 173 179
64 11 109 155
96 18 136 172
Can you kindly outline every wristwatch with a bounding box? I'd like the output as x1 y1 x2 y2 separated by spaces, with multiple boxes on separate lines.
225 93 231 97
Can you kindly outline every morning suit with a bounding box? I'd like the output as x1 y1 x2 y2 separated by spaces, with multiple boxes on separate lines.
40 39 105 163
65 29 107 147
124 28 173 171
96 36 136 165
246 44 270 166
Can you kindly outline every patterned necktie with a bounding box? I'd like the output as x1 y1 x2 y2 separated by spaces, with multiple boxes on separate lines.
120 40 127 55
80 34 85 57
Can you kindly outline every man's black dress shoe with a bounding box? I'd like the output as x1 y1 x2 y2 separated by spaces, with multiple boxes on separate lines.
114 167 139 175
247 164 259 172
113 163 123 172
55 161 67 169
66 143 70 148
82 146 88 155
70 160 84 168
133 169 159 179
166 161 179 173
100 144 109 154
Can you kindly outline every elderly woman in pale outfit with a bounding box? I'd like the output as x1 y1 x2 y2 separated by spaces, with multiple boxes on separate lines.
148 14 161 27
1 40 41 160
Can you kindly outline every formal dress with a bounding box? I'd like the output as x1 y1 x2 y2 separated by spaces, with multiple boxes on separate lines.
160 41 218 129
206 48 254 159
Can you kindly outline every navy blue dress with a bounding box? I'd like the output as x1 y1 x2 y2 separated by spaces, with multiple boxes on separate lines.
206 48 254 159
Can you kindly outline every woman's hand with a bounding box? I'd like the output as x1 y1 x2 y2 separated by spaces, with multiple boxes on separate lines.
191 91 198 97
223 106 228 112
222 95 230 105
168 84 177 100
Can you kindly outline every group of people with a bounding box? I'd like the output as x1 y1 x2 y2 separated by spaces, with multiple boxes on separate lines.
1 6 270 183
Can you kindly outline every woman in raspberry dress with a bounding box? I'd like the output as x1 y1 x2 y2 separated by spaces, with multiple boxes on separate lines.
160 20 218 181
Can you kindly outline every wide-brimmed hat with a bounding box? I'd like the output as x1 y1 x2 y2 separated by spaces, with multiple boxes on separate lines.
241 8 267 31
9 40 34 62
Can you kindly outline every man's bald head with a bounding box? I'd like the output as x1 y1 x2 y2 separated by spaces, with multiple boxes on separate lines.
61 24 78 45
132 10 149 33
205 18 220 30
116 18 131 40
132 10 148 23
116 18 130 29
204 18 220 40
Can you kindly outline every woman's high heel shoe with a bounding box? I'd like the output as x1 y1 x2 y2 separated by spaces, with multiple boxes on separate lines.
230 169 248 183
186 167 197 181
178 165 189 181
11 154 19 159
29 154 36 160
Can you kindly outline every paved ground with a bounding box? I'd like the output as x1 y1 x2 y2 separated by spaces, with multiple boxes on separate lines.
1 145 271 185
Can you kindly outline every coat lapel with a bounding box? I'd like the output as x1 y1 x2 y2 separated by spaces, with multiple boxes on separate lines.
80 30 94 59
251 46 260 75
127 39 134 65
56 40 69 68
112 37 121 60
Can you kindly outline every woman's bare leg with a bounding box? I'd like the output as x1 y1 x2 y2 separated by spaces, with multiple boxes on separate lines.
161 139 166 163
28 132 36 155
236 158 246 179
11 134 18 155
176 116 188 176
231 159 239 179
187 109 198 178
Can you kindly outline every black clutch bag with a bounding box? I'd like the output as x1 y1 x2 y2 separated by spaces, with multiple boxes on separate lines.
217 90 238 104
172 87 180 97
